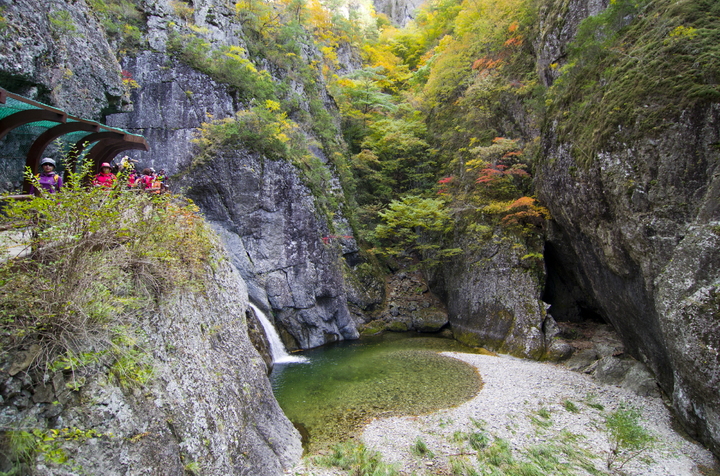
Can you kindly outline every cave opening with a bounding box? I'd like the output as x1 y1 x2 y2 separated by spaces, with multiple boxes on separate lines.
542 241 606 324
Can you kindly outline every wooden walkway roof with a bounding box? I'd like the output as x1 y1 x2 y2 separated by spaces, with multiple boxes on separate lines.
0 87 149 192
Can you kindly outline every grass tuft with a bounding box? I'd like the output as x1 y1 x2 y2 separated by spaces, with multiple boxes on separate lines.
411 437 435 458
316 441 399 475
563 400 580 413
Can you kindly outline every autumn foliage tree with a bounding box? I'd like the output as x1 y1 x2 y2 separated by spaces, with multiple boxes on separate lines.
333 0 549 257
371 195 461 267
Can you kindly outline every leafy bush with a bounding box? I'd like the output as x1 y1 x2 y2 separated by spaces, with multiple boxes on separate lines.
48 10 78 39
166 30 279 103
191 102 346 221
605 404 655 470
86 0 146 54
170 0 194 21
192 102 307 166
1 427 110 472
371 195 461 268
0 164 215 375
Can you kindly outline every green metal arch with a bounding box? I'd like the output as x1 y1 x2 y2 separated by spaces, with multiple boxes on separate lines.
0 109 67 141
26 122 100 177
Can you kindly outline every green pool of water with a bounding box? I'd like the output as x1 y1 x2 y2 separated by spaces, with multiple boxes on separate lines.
270 332 482 451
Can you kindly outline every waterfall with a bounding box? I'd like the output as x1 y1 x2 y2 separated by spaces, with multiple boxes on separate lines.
249 303 308 364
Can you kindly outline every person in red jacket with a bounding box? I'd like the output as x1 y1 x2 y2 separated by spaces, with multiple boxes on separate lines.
94 163 117 188
139 168 162 193
127 169 139 189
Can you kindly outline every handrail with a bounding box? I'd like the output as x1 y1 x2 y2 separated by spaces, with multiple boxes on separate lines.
0 194 34 201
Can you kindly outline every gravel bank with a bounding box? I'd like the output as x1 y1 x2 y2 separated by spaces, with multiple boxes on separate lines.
292 352 719 475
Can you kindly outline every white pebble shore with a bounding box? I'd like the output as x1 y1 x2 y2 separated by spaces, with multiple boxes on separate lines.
291 352 719 475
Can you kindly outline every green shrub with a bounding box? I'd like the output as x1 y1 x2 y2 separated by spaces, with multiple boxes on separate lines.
605 404 655 470
48 10 78 39
87 0 146 54
191 102 306 166
371 195 462 268
1 426 110 474
0 163 215 375
170 0 194 21
190 102 345 222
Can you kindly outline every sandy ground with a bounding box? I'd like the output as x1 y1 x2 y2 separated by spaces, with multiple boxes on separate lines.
290 352 719 475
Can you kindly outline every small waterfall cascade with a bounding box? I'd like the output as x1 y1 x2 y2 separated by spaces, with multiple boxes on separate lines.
249 303 308 364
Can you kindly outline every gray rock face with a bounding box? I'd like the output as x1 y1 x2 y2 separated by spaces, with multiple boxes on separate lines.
373 0 425 27
592 357 660 398
0 256 301 475
533 0 720 455
179 151 359 349
105 51 237 175
0 0 128 119
655 209 720 455
538 97 720 454
98 0 362 351
370 269 447 333
565 349 600 372
534 0 610 87
438 230 551 359
343 256 386 327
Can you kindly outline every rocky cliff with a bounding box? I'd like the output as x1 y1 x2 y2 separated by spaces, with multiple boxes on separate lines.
537 104 720 456
373 0 426 27
177 150 360 349
439 227 571 360
0 0 128 119
2 0 719 461
0 0 370 353
535 0 720 456
101 0 364 350
0 0 320 471
105 51 237 176
0 249 302 475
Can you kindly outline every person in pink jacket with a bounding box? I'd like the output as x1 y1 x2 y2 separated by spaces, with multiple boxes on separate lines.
93 162 117 188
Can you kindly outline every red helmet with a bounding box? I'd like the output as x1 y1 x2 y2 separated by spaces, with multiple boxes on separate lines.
101 162 111 168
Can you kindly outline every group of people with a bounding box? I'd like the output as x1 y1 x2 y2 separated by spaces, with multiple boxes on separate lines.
33 157 168 195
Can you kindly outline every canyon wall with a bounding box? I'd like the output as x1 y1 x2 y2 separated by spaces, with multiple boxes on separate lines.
0 249 302 475
537 103 720 456
1 0 718 460
0 1 308 472
177 150 360 349
534 0 720 456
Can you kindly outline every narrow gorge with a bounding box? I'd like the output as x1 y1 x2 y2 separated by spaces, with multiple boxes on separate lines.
0 0 718 474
